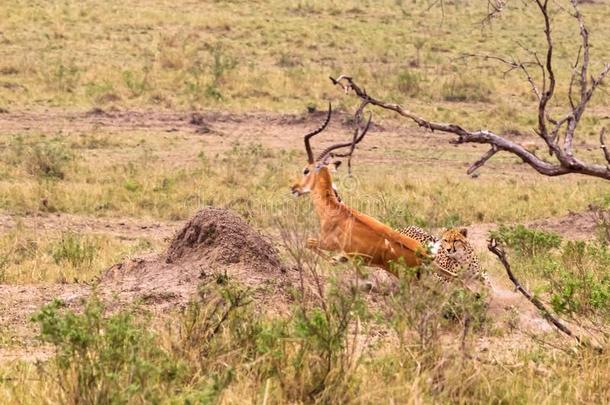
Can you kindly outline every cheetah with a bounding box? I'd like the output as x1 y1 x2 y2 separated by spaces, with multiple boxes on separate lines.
398 226 489 286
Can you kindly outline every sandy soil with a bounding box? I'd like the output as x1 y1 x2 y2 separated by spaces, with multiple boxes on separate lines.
0 211 180 241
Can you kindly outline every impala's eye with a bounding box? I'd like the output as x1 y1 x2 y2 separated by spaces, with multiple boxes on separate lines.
303 168 310 175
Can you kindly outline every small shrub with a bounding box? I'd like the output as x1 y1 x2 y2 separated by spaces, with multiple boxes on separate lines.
490 224 562 257
48 60 80 93
17 142 73 179
590 204 610 245
210 45 237 83
123 178 141 192
288 279 368 401
122 67 151 97
50 233 96 267
441 76 493 103
277 52 302 68
32 298 184 404
389 262 489 349
397 70 422 96
84 81 115 102
412 37 427 66
205 83 223 100
442 286 489 330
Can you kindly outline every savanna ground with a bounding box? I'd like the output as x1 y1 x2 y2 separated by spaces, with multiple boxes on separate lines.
0 0 610 403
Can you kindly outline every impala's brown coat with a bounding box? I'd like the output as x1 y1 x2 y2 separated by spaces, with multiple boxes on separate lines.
292 166 427 276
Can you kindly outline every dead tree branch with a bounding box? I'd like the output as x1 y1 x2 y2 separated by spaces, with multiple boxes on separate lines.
482 0 507 25
329 0 610 181
601 128 610 166
467 146 498 175
487 239 603 353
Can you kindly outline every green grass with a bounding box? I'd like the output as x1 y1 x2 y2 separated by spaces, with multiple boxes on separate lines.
491 225 610 321
1 0 609 135
0 134 608 226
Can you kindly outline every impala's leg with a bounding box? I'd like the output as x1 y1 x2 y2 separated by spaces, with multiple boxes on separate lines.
328 252 377 292
305 237 335 261
306 237 320 249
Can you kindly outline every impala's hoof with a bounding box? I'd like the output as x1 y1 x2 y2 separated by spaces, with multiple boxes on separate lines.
306 238 319 249
331 254 349 264
356 280 373 293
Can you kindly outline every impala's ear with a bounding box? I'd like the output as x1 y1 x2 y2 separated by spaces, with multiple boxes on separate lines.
459 228 468 237
331 160 342 172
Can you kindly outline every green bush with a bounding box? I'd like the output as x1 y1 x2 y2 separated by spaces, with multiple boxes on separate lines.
19 141 74 179
590 205 610 244
177 272 368 403
32 298 184 404
289 279 368 400
385 261 490 376
547 241 610 317
490 224 562 257
122 68 151 98
0 136 73 179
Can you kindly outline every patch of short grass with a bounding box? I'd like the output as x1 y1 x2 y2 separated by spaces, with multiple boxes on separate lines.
0 226 158 283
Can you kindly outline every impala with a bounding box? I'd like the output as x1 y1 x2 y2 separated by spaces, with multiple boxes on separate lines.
291 105 429 276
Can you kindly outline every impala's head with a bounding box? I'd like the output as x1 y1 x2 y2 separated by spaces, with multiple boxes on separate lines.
290 103 371 197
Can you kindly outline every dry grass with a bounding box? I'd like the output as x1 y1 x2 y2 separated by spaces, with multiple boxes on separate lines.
0 225 158 283
0 0 609 403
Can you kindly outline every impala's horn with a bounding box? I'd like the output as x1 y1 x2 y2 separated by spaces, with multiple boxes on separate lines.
316 113 372 161
304 102 332 164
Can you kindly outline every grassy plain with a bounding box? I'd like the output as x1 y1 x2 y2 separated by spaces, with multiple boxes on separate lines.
1 0 610 130
0 0 609 403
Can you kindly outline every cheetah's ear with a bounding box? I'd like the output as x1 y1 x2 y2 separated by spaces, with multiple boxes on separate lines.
459 228 468 237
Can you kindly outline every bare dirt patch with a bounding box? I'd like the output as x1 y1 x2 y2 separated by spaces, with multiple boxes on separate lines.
0 208 294 362
99 207 293 312
0 211 180 241
527 209 599 241
0 108 493 167
0 283 90 362
464 209 599 253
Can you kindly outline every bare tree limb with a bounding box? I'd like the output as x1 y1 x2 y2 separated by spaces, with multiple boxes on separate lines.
467 146 498 175
568 45 582 111
601 128 610 166
487 239 603 353
460 53 542 100
329 0 610 181
482 0 507 25
330 75 610 180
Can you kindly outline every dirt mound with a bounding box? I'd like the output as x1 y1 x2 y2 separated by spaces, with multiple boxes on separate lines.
166 208 282 269
99 207 291 311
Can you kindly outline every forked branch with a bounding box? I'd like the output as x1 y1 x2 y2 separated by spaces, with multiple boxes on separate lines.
487 239 603 353
329 0 610 181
